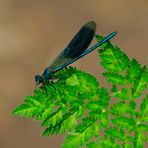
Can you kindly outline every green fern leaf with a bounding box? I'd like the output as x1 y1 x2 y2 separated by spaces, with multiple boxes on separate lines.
110 101 137 116
140 94 148 122
96 35 129 72
60 115 76 134
35 105 54 120
137 124 148 132
113 88 129 100
101 137 121 148
132 66 148 98
111 84 118 92
41 124 61 136
98 87 110 105
63 123 99 148
105 126 124 140
126 58 142 81
134 133 147 147
87 141 102 148
122 143 133 148
111 116 135 129
41 109 63 127
99 111 109 128
12 104 42 118
103 72 125 85
76 106 85 118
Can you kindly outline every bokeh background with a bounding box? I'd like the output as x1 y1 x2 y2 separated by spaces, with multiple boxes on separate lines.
0 0 148 147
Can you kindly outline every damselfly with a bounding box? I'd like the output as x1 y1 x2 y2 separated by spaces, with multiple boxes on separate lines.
35 21 117 85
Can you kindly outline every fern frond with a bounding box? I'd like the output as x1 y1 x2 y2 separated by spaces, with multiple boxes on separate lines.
12 33 148 147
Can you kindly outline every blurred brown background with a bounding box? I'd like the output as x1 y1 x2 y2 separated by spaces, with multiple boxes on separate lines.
0 0 148 147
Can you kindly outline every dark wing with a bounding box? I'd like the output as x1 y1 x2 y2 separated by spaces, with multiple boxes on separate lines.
49 21 96 70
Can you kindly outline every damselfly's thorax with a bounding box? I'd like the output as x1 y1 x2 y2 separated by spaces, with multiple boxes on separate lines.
42 68 55 79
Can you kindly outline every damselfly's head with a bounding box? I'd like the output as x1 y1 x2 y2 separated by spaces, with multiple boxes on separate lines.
35 74 43 85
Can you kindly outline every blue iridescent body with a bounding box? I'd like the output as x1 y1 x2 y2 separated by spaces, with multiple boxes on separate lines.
35 21 117 85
